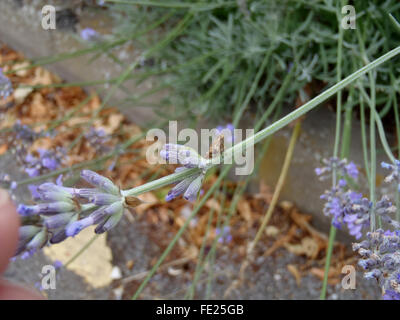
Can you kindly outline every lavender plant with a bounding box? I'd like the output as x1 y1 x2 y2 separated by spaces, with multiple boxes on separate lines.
317 158 400 299
4 0 400 301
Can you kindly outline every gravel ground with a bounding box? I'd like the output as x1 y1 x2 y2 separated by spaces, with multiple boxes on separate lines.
105 218 381 300
3 202 382 300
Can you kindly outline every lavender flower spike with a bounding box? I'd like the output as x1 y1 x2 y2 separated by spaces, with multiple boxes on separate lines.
316 157 359 181
0 68 13 99
166 176 196 202
381 160 400 192
65 201 124 237
161 144 209 202
160 144 209 169
353 229 400 300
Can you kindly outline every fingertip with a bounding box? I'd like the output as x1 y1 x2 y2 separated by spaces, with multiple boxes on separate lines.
0 280 44 300
0 189 20 274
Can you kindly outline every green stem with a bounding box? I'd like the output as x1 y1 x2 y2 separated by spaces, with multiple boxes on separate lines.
369 72 377 232
320 3 344 298
360 98 371 184
320 225 337 299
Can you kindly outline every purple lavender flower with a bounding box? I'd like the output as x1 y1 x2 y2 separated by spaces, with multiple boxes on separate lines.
160 144 209 202
14 168 152 258
344 214 363 239
14 169 128 257
17 201 76 217
20 228 48 259
13 121 38 142
84 127 111 154
316 157 359 181
375 196 400 229
66 216 95 237
15 226 42 256
80 28 100 41
183 174 204 202
25 167 39 177
160 143 209 169
80 170 120 195
163 160 206 202
353 229 400 300
89 203 119 224
343 192 371 239
165 174 195 202
23 147 65 177
49 215 79 244
383 289 400 300
44 212 75 229
317 158 369 237
28 185 41 200
38 148 62 170
62 199 125 237
94 207 124 234
53 260 63 269
216 226 232 244
345 162 359 180
382 160 400 192
0 68 12 99
165 170 204 202
320 187 370 237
